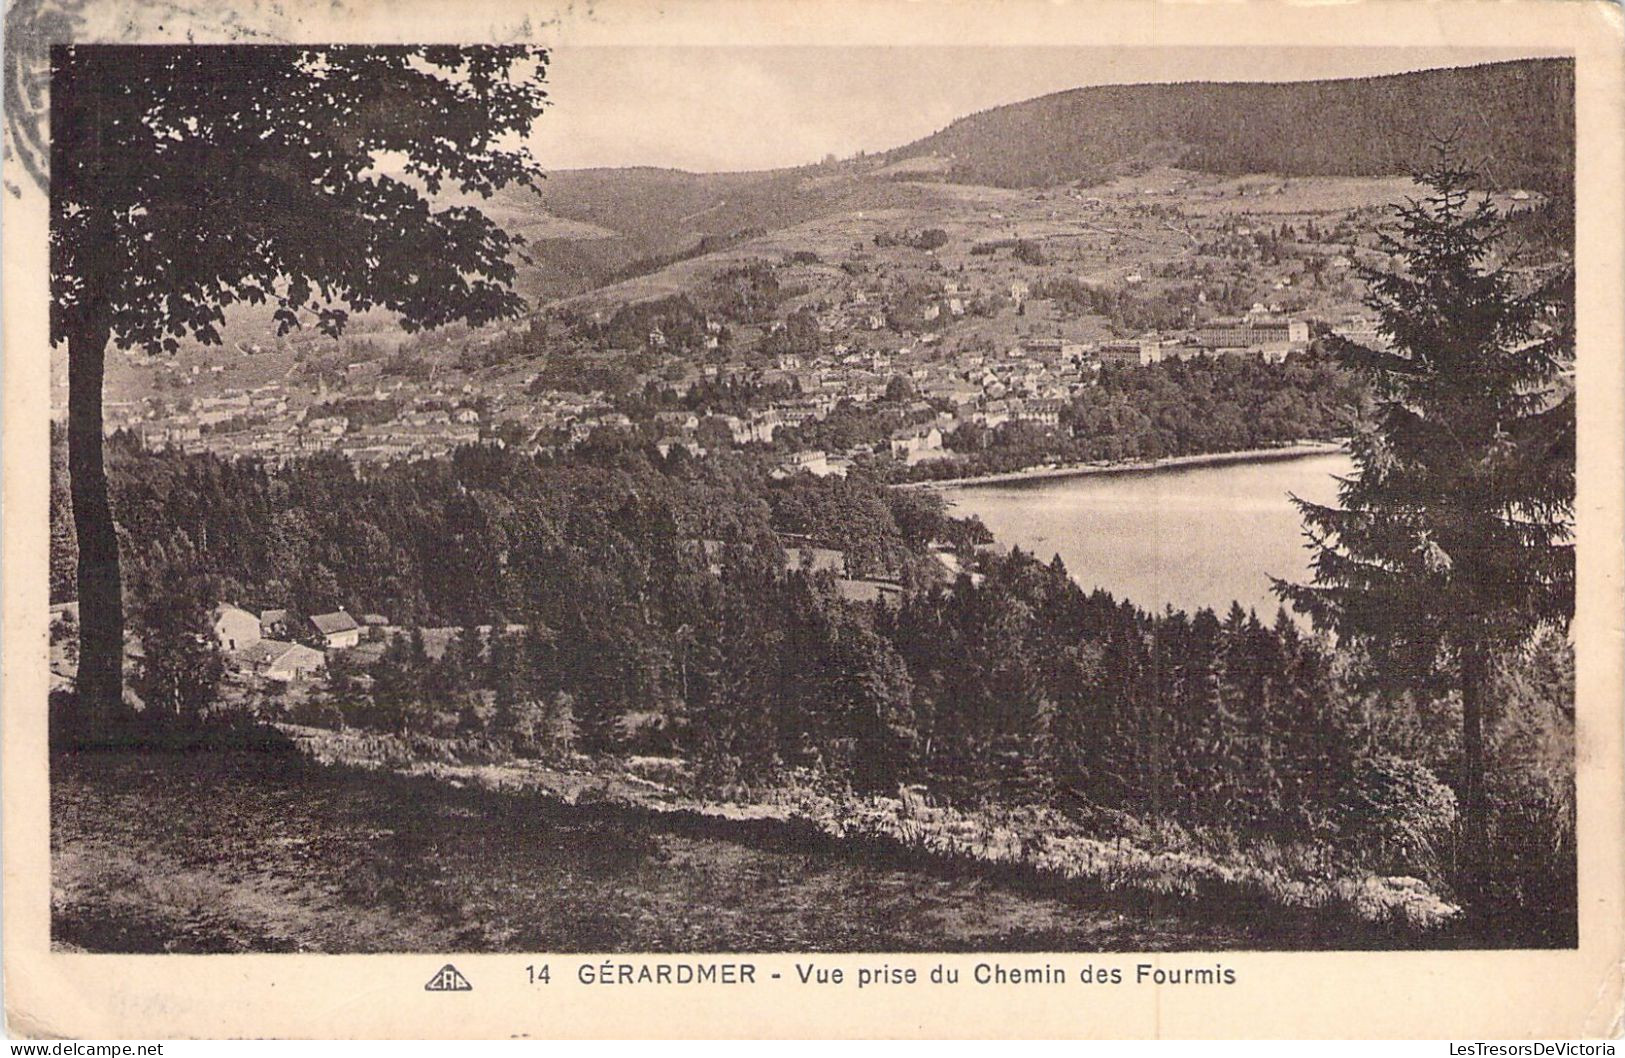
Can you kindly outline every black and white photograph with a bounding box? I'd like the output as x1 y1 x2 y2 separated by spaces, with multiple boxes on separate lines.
22 14 1593 974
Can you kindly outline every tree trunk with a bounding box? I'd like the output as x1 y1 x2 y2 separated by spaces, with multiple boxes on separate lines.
1459 642 1489 905
66 314 127 742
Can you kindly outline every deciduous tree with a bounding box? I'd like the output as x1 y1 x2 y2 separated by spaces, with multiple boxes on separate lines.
51 45 549 737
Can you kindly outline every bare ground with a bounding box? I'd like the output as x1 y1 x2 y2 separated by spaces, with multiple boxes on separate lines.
51 749 1260 954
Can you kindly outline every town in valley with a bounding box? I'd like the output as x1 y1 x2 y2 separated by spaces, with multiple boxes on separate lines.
76 169 1544 475
46 52 1577 958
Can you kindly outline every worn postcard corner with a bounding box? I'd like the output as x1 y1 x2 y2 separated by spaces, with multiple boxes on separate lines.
1590 964 1625 1039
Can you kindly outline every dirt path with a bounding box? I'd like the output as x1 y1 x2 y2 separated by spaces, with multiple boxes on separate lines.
52 750 1258 954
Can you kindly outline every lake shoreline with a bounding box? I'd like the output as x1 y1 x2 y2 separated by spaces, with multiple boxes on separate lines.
900 439 1349 491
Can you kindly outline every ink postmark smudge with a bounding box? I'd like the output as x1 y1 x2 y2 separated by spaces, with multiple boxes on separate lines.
4 0 87 196
0 0 567 198
3 0 309 198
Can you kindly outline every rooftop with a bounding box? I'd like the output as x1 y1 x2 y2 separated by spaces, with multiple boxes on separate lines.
309 611 360 635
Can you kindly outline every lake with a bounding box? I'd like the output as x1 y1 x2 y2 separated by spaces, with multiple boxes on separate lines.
949 451 1354 619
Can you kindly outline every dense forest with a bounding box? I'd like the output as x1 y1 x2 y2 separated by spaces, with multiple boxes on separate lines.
41 351 1358 607
889 59 1574 194
49 435 1574 942
49 350 1356 610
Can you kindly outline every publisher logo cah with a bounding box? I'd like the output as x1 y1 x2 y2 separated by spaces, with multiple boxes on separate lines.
426 964 473 992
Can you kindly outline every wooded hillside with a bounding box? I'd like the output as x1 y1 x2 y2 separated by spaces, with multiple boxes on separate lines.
887 59 1573 192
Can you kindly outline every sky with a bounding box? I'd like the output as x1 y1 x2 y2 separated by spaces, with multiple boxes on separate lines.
527 46 1568 173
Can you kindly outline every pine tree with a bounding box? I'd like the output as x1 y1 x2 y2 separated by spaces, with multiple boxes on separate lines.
540 691 579 758
1275 148 1574 899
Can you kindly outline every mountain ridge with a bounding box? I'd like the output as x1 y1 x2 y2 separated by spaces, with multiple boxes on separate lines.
501 58 1572 299
885 58 1573 191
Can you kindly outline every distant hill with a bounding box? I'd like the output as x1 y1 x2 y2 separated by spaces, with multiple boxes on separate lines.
497 164 947 299
884 59 1573 193
494 58 1573 301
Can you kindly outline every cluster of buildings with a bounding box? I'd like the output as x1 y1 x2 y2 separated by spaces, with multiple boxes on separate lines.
94 379 494 465
210 604 376 683
88 225 1328 475
1090 317 1313 367
105 384 291 449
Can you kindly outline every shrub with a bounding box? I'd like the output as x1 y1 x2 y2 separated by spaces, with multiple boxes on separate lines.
289 696 346 729
1333 754 1457 881
1481 630 1576 943
913 229 948 252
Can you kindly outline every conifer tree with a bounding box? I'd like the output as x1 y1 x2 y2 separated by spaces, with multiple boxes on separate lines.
1275 148 1574 897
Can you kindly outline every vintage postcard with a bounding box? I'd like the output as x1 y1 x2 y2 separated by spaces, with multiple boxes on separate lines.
3 0 1622 1040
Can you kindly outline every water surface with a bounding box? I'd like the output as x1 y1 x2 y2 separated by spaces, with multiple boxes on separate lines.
950 452 1353 619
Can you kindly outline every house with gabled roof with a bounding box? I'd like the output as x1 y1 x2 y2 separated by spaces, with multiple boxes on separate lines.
240 639 326 683
308 610 361 651
890 424 946 464
212 604 262 654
